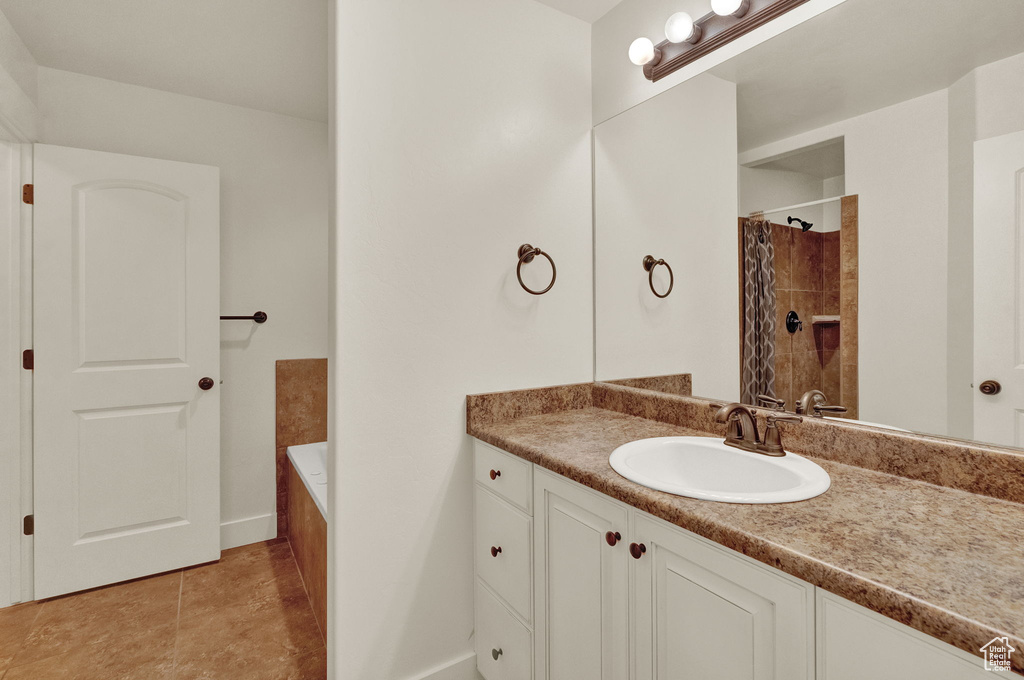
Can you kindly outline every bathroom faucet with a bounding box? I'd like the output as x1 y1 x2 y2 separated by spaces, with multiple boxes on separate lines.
714 403 802 457
757 394 787 411
795 390 848 417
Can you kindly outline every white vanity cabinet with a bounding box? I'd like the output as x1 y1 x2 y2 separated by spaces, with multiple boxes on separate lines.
632 513 814 680
533 468 630 680
473 439 992 680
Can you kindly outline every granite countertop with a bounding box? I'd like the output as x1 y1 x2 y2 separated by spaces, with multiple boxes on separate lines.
469 404 1024 673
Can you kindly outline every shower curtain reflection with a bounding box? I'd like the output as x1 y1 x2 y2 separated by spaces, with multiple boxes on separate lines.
740 213 777 405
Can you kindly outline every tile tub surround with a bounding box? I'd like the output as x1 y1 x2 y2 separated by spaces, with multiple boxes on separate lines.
466 382 1024 673
276 358 328 536
288 459 328 642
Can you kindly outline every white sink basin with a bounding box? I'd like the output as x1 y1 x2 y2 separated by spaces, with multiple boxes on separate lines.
609 437 831 504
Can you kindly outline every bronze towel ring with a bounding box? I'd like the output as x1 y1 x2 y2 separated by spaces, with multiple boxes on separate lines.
517 244 556 295
643 255 673 298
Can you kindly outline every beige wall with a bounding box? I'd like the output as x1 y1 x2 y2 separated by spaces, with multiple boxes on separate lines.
37 67 329 549
330 0 594 678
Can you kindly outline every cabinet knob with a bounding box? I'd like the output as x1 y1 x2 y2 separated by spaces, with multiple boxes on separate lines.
489 469 501 480
491 648 503 661
629 542 647 559
490 546 502 558
198 377 215 391
605 531 621 546
979 380 1002 395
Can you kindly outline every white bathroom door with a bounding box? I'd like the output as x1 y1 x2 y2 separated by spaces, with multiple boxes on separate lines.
33 144 221 598
974 130 1024 447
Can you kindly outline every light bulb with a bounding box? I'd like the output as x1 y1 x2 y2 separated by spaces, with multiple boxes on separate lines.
628 37 656 66
711 0 750 17
665 12 701 44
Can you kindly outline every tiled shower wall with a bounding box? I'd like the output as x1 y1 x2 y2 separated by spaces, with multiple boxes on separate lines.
770 221 854 414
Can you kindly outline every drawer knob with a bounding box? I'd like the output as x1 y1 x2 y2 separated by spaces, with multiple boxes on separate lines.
490 546 502 558
629 542 647 559
489 469 501 480
605 531 621 546
491 648 503 661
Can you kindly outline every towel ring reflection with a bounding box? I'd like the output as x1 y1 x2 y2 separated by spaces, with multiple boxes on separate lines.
643 255 673 298
517 244 556 295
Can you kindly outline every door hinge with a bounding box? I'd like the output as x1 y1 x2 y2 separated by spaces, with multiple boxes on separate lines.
23 515 33 536
22 349 33 370
22 184 33 205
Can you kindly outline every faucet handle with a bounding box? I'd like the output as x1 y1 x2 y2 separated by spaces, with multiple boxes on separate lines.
813 404 848 416
761 414 802 456
757 395 786 411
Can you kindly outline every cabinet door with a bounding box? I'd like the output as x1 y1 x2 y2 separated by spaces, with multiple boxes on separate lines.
633 514 814 680
534 470 630 680
816 591 990 679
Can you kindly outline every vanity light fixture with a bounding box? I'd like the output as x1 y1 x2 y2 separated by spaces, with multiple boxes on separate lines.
711 0 750 17
629 0 812 81
628 37 660 66
665 12 702 44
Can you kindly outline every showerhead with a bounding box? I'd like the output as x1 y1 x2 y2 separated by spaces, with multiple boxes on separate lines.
788 216 814 232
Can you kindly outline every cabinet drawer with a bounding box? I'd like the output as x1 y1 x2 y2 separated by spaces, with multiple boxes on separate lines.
476 487 532 623
474 441 532 513
477 581 533 680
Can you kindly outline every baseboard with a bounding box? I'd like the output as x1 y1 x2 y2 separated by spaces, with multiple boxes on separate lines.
220 513 276 551
408 651 480 680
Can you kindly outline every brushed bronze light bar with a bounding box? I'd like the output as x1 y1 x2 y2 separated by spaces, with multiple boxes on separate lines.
643 0 812 82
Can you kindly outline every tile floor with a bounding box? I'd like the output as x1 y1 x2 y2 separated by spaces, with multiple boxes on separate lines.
0 539 326 679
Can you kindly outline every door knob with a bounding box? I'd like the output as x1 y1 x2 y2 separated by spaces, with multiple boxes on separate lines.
491 648 503 661
198 377 215 391
979 380 1002 395
629 542 647 559
490 546 502 557
605 531 621 546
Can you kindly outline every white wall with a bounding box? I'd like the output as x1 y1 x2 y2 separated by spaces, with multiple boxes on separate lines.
594 74 739 399
740 91 950 434
0 9 36 142
36 67 329 549
591 0 849 124
330 0 593 677
740 166 826 229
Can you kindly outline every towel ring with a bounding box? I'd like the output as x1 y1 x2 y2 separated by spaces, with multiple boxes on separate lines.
517 244 556 295
643 255 673 298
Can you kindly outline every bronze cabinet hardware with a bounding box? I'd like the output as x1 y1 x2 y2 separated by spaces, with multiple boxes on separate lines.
491 648 503 661
762 414 803 456
489 469 501 480
490 546 502 558
979 380 1002 395
516 244 556 295
198 377 215 391
220 311 268 323
605 531 621 546
642 255 674 298
629 542 647 559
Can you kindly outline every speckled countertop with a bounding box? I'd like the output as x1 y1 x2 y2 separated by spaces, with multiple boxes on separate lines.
468 398 1024 673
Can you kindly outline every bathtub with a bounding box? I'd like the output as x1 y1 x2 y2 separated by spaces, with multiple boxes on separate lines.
287 441 327 520
286 441 327 638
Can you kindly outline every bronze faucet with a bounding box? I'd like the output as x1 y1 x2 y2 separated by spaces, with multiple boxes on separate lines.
714 403 802 457
796 389 848 418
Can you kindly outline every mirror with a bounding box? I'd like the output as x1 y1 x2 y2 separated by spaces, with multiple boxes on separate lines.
593 0 1024 450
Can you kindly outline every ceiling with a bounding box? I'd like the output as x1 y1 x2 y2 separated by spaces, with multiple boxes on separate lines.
533 0 625 23
749 138 845 179
0 0 328 122
710 0 1024 151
